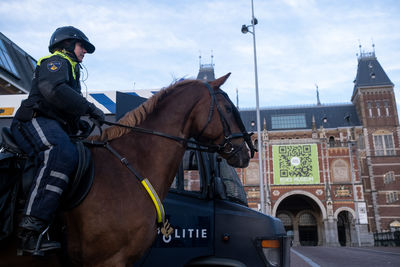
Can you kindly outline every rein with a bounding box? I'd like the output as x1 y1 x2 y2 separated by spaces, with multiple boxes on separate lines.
103 143 165 224
84 139 173 238
99 120 245 153
84 81 254 238
98 82 255 156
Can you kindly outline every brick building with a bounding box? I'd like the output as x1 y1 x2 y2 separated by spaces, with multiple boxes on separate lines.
2 30 399 247
236 51 399 246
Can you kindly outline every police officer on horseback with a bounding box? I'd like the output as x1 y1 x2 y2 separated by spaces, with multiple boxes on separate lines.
10 26 105 255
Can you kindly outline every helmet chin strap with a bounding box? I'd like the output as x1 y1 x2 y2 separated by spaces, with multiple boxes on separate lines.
61 40 79 62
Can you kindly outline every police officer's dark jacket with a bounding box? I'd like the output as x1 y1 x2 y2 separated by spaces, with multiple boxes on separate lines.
15 51 91 134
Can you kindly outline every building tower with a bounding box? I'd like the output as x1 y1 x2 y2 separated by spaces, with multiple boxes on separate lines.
351 49 400 232
197 53 215 82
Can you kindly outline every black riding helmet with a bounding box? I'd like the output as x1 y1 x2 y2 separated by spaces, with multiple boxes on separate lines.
49 26 95 54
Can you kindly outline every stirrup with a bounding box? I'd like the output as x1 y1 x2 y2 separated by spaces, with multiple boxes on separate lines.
16 225 51 256
32 225 50 257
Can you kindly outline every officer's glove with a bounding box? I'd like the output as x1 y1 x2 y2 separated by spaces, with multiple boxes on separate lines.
78 119 92 136
88 103 105 126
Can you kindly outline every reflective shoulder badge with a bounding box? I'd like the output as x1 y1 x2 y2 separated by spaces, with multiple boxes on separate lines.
47 61 62 72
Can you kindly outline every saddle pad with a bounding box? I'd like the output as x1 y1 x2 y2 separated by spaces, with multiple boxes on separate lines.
62 142 94 210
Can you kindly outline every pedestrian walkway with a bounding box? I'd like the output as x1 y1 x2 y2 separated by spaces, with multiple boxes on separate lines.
290 246 400 267
291 248 320 267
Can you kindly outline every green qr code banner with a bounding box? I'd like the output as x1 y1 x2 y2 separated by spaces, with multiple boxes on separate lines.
272 144 320 185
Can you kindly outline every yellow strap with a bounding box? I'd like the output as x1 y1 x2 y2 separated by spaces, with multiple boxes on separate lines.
141 178 165 224
37 51 78 80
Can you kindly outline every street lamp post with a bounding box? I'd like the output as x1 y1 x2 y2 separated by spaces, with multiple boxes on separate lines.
241 0 265 213
348 140 362 246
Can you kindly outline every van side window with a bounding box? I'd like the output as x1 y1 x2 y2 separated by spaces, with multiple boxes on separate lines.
171 150 203 193
217 157 248 206
182 151 201 192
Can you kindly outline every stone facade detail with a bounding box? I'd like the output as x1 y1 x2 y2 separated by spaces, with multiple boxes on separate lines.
239 51 398 247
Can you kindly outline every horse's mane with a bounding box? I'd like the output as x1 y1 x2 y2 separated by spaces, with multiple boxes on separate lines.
91 79 198 141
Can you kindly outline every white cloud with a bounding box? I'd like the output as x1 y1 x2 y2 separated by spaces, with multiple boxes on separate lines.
1 0 399 109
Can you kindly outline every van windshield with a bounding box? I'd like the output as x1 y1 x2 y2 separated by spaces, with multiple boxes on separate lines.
218 158 248 206
170 151 248 206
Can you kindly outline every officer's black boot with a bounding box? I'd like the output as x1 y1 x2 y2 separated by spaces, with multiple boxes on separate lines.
17 215 61 256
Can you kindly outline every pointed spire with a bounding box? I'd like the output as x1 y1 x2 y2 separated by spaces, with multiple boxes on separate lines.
357 40 376 61
236 88 239 109
371 38 375 53
315 84 321 106
353 47 392 88
199 50 202 69
196 50 216 81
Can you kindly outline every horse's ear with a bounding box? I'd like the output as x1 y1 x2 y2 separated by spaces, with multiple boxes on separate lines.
210 72 231 89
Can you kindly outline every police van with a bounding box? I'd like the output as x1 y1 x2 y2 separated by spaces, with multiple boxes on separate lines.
116 92 291 267
0 92 290 267
134 149 290 267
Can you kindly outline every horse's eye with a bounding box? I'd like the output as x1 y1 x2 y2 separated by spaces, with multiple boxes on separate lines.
225 105 232 113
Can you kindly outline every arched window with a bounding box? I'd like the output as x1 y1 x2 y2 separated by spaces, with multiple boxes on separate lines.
384 171 395 184
367 101 373 117
329 136 335 147
299 212 316 226
277 213 292 227
376 101 381 117
384 100 390 116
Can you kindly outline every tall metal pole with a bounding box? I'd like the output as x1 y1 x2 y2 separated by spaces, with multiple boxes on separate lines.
348 140 361 246
250 0 265 213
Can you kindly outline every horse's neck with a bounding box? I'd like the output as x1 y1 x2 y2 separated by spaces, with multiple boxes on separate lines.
112 88 203 199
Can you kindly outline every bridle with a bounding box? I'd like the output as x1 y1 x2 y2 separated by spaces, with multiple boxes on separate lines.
99 82 255 158
197 82 255 158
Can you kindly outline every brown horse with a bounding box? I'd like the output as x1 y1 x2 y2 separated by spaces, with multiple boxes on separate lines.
0 73 253 266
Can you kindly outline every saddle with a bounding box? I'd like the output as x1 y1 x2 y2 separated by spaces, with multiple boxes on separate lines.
0 127 95 240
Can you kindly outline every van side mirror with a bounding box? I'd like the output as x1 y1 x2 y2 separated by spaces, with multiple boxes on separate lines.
214 176 227 200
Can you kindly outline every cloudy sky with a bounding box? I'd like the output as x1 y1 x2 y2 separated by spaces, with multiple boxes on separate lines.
1 0 400 109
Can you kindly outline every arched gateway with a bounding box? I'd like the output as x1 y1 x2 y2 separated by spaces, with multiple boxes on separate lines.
334 207 356 246
273 190 336 246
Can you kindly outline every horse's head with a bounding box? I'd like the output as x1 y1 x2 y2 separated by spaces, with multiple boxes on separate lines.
192 73 255 168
